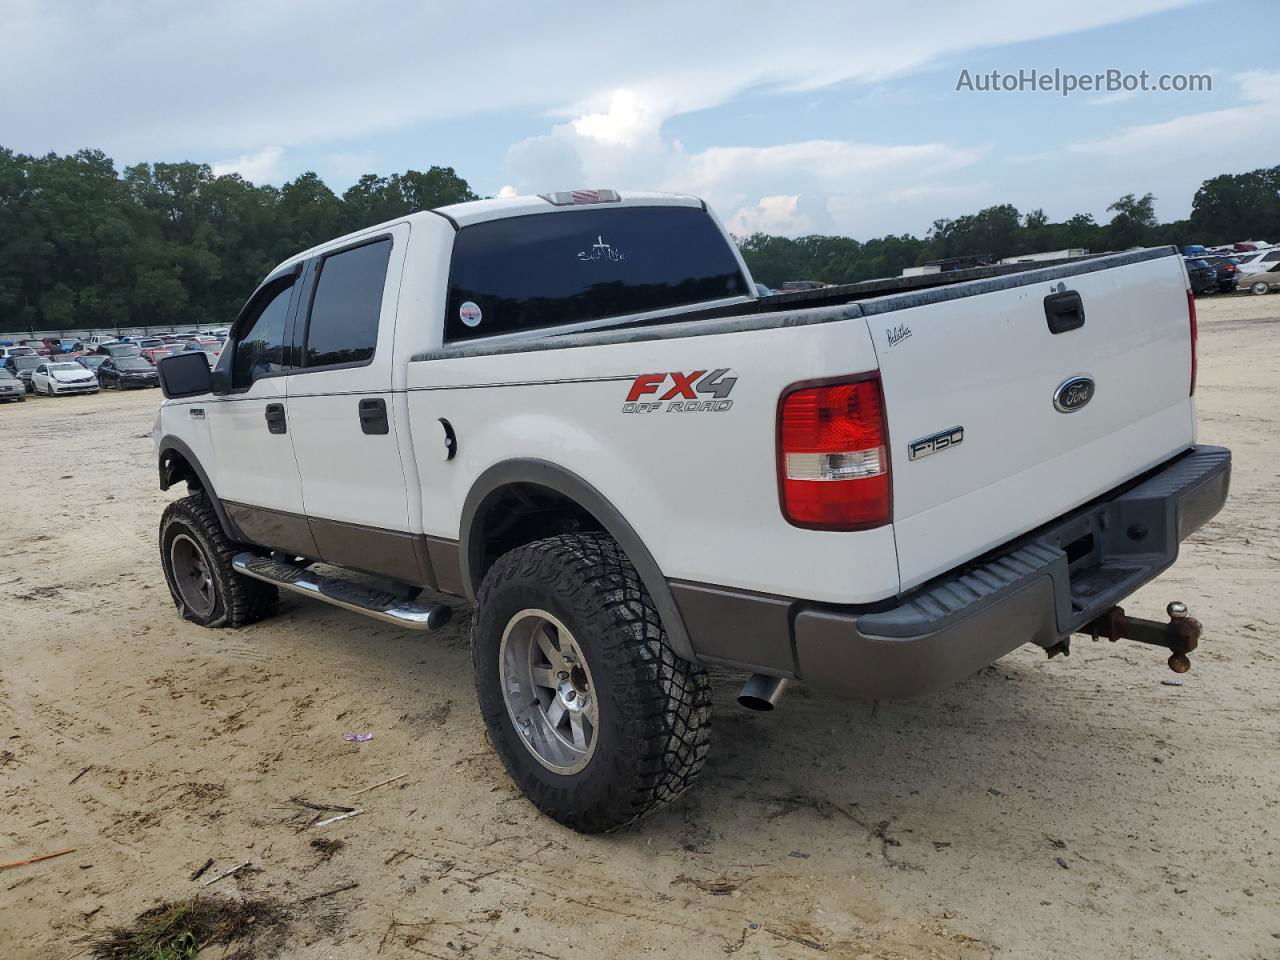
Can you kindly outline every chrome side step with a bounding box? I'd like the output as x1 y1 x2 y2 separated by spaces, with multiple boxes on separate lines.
232 553 452 630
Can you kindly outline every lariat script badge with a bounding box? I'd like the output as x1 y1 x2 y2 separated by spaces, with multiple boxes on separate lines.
1053 375 1095 413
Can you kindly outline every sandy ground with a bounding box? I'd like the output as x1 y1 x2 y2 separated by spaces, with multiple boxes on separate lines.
1 294 1277 960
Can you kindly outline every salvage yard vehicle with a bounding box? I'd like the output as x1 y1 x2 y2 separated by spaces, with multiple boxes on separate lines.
98 356 160 390
1243 268 1280 295
1183 257 1217 295
96 342 142 359
153 190 1231 832
5 355 42 392
181 337 222 365
32 360 100 396
137 337 170 363
0 345 38 362
0 367 25 402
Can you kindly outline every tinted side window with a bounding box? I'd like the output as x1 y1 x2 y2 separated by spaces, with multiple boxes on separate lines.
444 206 749 341
233 279 295 388
303 239 392 368
1263 251 1280 262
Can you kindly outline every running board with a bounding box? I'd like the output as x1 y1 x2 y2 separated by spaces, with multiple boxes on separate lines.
232 553 452 630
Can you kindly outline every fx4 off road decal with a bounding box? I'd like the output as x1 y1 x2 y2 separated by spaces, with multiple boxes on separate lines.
623 369 737 414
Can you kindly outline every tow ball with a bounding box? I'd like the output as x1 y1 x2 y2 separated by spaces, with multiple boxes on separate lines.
1066 601 1203 673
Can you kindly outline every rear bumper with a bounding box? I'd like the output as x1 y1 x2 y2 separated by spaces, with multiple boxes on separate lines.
675 445 1231 699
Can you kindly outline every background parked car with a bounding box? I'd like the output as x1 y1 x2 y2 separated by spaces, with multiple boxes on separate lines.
19 339 52 356
1184 258 1218 295
0 345 38 362
96 342 143 359
97 356 160 390
81 335 116 349
76 354 107 373
1236 248 1280 276
181 338 222 365
58 337 83 354
1243 268 1280 295
0 367 25 402
4 355 42 392
32 360 99 396
1205 255 1241 293
137 338 171 363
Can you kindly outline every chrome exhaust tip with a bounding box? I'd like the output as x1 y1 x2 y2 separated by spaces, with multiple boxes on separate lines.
738 674 789 711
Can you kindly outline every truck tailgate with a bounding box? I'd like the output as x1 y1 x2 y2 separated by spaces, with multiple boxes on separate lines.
864 249 1196 591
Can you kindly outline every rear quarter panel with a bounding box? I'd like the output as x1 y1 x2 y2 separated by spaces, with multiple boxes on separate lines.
404 320 900 604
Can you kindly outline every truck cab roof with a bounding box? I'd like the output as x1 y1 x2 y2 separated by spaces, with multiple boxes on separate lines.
271 190 704 275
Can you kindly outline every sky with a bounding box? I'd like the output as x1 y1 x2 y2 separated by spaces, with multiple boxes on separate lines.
2 0 1276 239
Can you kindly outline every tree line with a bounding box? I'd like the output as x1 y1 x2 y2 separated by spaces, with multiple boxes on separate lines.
740 166 1280 288
1 145 1277 332
0 147 476 332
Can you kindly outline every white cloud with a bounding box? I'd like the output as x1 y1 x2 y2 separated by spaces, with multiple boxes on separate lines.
502 91 986 236
210 145 285 183
1084 89 1140 107
0 0 1192 161
728 196 820 236
1070 71 1280 157
497 185 518 198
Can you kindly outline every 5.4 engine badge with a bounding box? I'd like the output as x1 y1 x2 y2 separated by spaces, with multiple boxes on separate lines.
908 425 964 461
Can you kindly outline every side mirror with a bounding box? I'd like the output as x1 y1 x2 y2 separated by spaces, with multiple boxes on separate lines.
157 352 212 399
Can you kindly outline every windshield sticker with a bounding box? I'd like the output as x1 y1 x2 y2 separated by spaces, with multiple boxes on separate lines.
577 235 625 262
459 301 483 327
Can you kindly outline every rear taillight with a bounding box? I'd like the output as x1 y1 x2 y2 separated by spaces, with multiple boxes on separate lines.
1187 289 1198 396
778 375 891 530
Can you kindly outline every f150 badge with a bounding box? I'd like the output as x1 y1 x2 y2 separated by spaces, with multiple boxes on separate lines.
1053 375 1095 413
908 425 964 461
623 369 736 414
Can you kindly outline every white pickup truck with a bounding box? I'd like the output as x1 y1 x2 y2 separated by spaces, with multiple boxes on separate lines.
153 189 1230 832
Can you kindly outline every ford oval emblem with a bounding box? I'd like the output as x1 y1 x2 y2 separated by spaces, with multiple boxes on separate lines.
1053 375 1095 413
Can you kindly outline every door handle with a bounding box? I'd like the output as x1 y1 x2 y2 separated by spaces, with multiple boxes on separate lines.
264 402 287 434
358 397 389 435
1044 290 1085 334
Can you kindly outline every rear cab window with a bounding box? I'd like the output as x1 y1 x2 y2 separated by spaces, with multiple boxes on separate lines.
444 205 749 342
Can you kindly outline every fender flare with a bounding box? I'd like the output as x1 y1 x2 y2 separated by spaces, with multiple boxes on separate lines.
460 459 697 663
157 436 238 542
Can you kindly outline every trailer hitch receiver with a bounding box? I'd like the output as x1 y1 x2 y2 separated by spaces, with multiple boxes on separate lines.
1077 601 1201 673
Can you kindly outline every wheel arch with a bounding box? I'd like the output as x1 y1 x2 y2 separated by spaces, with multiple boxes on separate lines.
157 436 238 543
460 459 697 663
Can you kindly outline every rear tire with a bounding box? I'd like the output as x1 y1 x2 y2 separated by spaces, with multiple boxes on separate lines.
472 532 711 833
1251 280 1270 296
159 494 278 627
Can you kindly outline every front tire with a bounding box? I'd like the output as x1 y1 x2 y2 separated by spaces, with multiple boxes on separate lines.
1251 280 1271 296
159 494 278 627
472 533 711 833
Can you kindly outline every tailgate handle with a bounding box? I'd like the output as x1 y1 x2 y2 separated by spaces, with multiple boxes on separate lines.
1044 290 1085 334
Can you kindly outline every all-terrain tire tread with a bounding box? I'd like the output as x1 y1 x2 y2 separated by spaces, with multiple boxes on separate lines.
159 494 278 628
474 532 711 832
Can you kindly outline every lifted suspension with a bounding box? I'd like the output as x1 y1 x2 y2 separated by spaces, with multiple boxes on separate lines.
1053 601 1202 673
